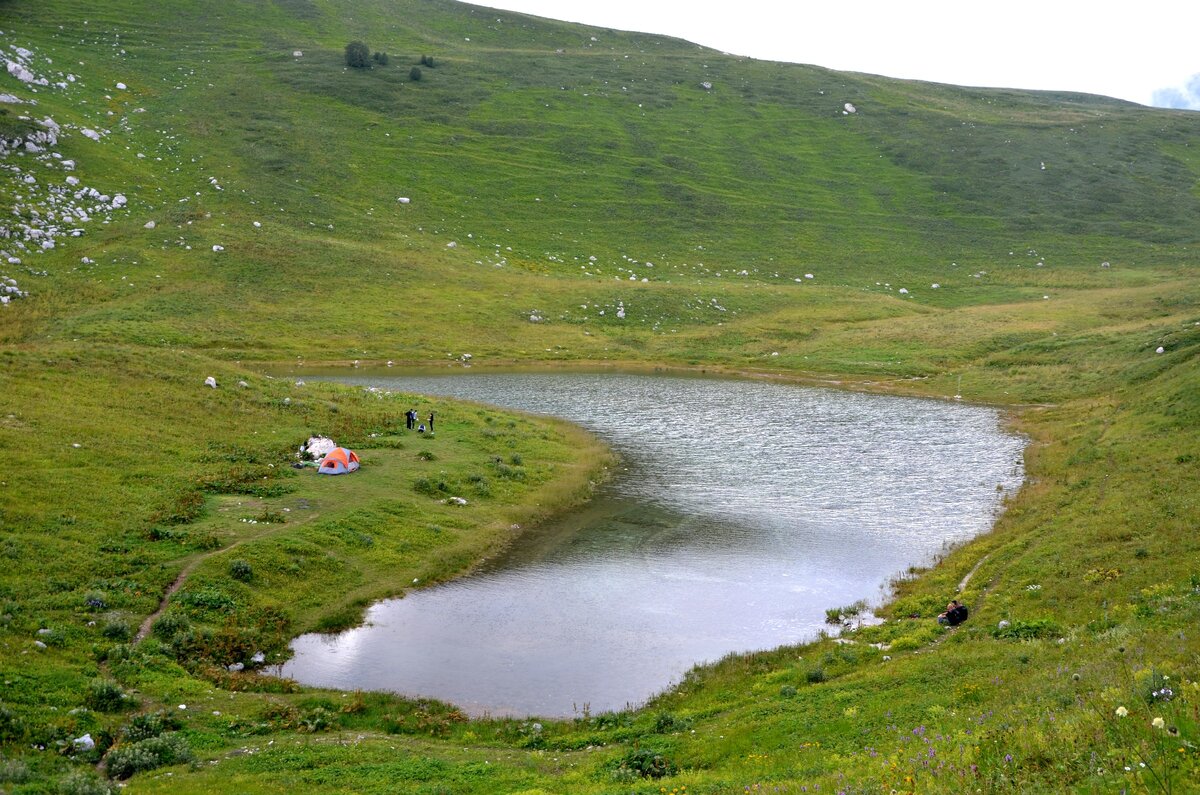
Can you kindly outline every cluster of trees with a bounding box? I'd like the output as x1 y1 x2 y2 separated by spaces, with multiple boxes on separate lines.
344 42 436 82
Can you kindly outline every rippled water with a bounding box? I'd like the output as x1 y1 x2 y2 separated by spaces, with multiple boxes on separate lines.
279 372 1025 717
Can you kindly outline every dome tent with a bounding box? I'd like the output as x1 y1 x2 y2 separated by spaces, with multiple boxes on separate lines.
317 447 360 475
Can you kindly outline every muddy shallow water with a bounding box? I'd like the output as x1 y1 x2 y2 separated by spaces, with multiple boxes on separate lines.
278 372 1024 717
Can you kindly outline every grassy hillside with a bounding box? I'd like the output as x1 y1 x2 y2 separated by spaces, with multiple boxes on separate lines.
0 0 1198 792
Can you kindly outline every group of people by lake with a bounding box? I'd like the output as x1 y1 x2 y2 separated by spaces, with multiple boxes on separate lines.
405 409 435 433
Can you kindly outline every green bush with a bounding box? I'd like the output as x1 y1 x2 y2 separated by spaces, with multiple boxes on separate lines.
0 702 26 743
151 612 190 641
229 559 253 582
372 51 389 66
344 41 370 69
104 733 193 779
56 770 115 795
805 667 827 684
86 680 133 713
611 747 677 779
992 618 1059 640
101 619 131 642
122 711 181 744
409 66 422 82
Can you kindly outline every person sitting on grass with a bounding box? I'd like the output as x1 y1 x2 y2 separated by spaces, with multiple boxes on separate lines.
938 599 968 626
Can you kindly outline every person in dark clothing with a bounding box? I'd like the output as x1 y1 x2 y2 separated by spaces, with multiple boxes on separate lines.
938 599 968 626
428 411 435 432
406 409 415 430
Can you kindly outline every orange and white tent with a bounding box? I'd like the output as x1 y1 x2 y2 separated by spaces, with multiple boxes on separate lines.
317 447 360 475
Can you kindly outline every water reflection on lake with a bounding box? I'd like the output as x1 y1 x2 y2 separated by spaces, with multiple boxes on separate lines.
279 372 1024 717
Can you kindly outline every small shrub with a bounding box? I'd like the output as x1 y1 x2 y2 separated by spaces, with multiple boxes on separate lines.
86 680 133 713
151 612 190 641
509 453 523 466
56 770 115 794
104 733 193 779
779 685 798 698
229 559 254 582
177 585 235 612
0 702 26 743
409 66 422 81
372 51 389 66
122 711 181 744
992 618 1059 640
0 758 29 783
652 712 692 733
413 476 449 496
805 667 827 684
612 747 677 779
344 41 370 68
417 450 436 461
254 509 287 524
420 54 436 68
299 707 335 733
101 619 131 642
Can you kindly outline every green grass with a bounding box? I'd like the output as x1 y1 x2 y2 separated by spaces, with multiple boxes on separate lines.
1 0 1199 791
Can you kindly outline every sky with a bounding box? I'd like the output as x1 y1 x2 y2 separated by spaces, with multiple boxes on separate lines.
476 1 1200 109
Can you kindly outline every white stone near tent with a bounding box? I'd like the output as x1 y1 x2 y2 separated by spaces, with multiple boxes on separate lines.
204 376 217 388
301 436 337 460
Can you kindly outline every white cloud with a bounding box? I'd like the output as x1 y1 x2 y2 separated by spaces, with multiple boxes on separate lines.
1151 74 1200 111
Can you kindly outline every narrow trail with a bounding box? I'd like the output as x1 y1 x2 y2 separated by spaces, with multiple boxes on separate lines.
957 552 991 593
134 554 211 643
134 519 297 643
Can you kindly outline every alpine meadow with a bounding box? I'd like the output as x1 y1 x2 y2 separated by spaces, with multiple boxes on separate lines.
0 0 1198 792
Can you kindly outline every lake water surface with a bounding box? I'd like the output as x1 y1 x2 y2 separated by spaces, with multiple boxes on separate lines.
279 372 1024 717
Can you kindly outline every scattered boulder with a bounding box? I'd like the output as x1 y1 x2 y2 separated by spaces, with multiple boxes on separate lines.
1156 346 1165 354
144 220 156 229
300 436 337 461
73 734 96 752
844 102 857 114
204 376 217 388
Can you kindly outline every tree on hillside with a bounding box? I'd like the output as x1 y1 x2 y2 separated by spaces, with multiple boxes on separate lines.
345 41 370 68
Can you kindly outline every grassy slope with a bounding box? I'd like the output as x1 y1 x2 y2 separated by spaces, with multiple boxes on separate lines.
0 0 1198 792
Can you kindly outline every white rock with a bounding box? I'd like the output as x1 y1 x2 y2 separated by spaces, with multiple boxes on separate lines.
397 197 410 204
931 283 940 289
844 102 856 113
898 287 909 294
144 220 155 229
80 128 101 142
1156 346 1165 354
237 380 249 388
998 620 1011 629
115 82 126 90
61 159 74 170
805 273 814 279
293 50 303 57
700 81 712 90
204 376 217 388
212 244 224 252
252 221 261 227
446 241 456 248
73 734 96 752
251 651 265 663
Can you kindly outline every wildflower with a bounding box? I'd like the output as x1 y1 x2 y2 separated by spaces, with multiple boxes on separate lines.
1004 754 1013 764
1115 706 1128 717
1152 717 1165 729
